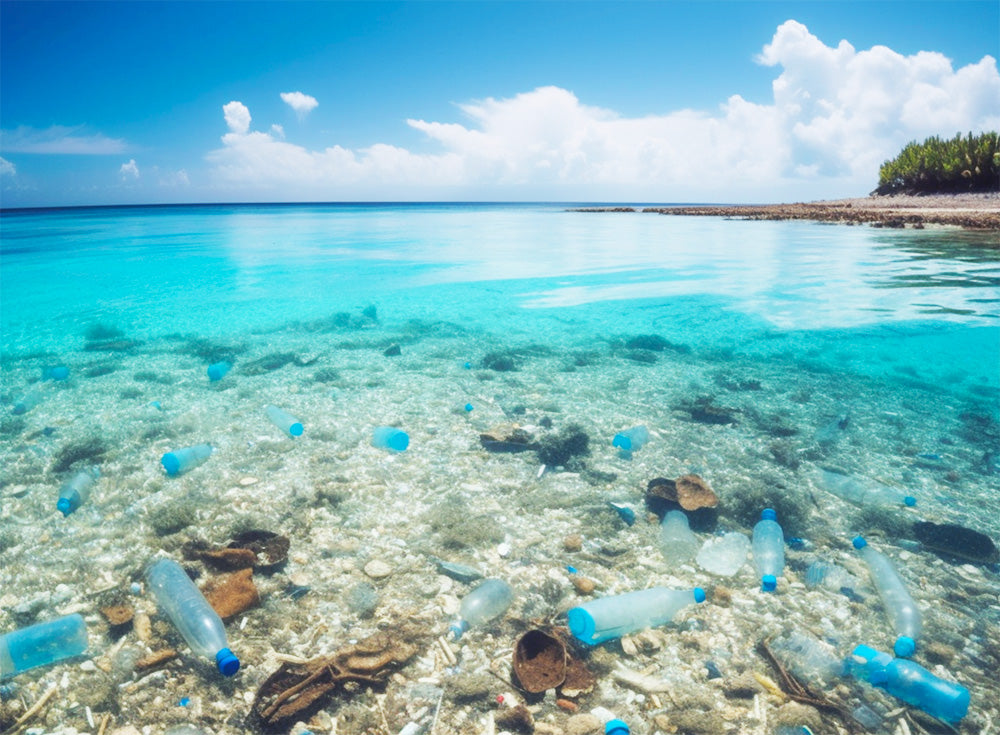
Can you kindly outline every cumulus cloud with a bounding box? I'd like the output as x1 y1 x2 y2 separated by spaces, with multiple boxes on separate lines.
120 159 139 179
280 91 318 118
207 22 1000 200
0 156 14 176
0 125 127 154
223 101 251 134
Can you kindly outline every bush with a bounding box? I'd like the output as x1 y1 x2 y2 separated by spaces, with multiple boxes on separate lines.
876 131 999 194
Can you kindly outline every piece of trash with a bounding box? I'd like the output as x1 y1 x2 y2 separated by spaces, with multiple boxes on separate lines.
512 629 567 693
608 502 636 526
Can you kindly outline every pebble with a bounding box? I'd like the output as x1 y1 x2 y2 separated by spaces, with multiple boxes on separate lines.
364 559 393 579
563 534 583 552
566 713 601 734
571 576 596 595
239 477 259 486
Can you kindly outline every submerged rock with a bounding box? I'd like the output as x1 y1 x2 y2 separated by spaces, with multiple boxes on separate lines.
913 521 999 564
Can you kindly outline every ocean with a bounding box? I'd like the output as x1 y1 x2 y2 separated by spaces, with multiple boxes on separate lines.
1 203 998 734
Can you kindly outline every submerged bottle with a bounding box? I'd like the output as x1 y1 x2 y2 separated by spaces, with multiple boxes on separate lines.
847 644 969 723
567 587 706 645
768 630 844 691
57 466 100 516
0 614 88 679
42 365 70 381
206 361 231 382
372 426 409 452
145 558 240 676
12 389 43 415
161 444 213 477
752 509 785 591
853 536 922 657
659 511 699 562
818 469 916 508
265 405 304 438
612 425 649 455
449 578 514 639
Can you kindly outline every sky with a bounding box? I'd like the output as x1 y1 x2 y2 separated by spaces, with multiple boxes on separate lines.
1 1 998 207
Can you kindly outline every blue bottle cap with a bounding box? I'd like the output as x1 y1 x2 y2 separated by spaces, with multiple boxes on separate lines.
57 496 74 517
903 495 917 507
216 648 240 676
761 508 777 521
852 535 867 549
894 636 916 658
289 422 304 437
761 574 777 592
567 606 596 644
606 719 630 735
465 403 474 412
612 434 631 450
389 431 409 451
161 452 181 476
693 587 707 603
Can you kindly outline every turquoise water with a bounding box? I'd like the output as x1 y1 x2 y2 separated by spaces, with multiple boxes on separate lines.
1 203 998 733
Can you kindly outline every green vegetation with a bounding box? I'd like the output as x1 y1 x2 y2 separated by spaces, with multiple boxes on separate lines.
876 131 999 194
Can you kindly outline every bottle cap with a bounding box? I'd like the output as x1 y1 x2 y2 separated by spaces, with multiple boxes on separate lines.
903 495 917 507
761 508 777 521
216 648 240 676
605 719 630 735
161 452 181 476
852 535 867 549
567 606 597 645
289 422 304 437
389 431 409 451
465 403 474 412
761 574 777 592
57 496 74 517
893 636 916 658
693 587 707 603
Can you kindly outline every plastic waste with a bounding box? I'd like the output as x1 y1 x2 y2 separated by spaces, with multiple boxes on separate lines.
612 425 649 455
145 558 240 676
206 361 231 382
605 720 630 735
768 630 843 691
608 501 636 526
752 509 785 591
853 536 922 657
161 444 214 477
42 365 70 381
567 587 705 645
449 578 514 639
372 426 409 452
57 466 100 516
847 644 969 723
265 405 303 438
0 613 88 679
659 510 698 562
814 411 849 443
818 469 916 508
12 389 42 415
696 533 750 576
804 560 859 593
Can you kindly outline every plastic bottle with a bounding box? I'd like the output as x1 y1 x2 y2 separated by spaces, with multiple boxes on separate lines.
265 405 303 438
846 644 969 723
11 389 42 415
57 466 100 516
449 578 514 639
696 533 750 576
752 509 785 591
0 614 88 678
372 426 409 452
605 720 630 735
853 537 921 657
804 560 859 592
206 361 231 382
145 558 240 676
818 469 916 508
42 366 70 381
612 425 649 454
567 587 706 645
659 511 698 562
768 630 844 691
161 444 213 477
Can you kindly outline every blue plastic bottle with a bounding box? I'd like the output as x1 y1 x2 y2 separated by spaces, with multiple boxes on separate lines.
12 390 42 415
605 720 630 735
847 644 969 722
568 587 706 645
612 425 649 454
265 405 304 437
206 361 231 382
57 466 100 516
752 509 785 591
372 426 409 452
161 444 213 477
0 614 88 678
145 558 240 676
449 578 514 639
42 366 70 381
853 537 922 657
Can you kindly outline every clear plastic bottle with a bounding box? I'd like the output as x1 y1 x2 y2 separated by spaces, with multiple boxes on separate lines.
450 578 513 638
145 558 240 676
57 466 100 516
265 405 304 437
659 511 698 562
847 644 969 723
768 630 843 691
1 614 88 678
612 425 649 454
853 537 922 657
818 469 916 508
567 587 706 645
752 509 785 591
12 389 43 415
161 444 213 477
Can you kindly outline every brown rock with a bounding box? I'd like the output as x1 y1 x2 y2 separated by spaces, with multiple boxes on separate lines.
495 704 534 733
203 568 260 620
198 547 258 570
100 604 134 627
134 648 178 671
571 576 596 595
675 474 718 510
565 713 601 734
563 534 583 552
712 586 732 606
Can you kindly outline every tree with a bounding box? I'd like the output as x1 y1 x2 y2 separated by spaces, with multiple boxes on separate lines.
875 132 999 195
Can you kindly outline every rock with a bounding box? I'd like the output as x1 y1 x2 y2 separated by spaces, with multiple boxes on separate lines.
229 529 291 572
347 582 379 617
203 568 260 619
480 424 538 453
383 343 402 357
449 672 492 704
363 559 393 579
923 641 958 665
239 477 259 486
648 475 718 511
100 604 134 627
536 424 590 467
913 521 999 564
565 713 601 735
134 649 178 671
563 534 583 552
495 704 534 733
571 576 596 595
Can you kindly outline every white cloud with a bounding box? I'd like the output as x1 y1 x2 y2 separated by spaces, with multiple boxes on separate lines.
270 124 285 139
160 169 190 187
281 91 318 118
0 125 127 155
0 157 14 176
223 101 251 134
120 159 139 179
207 22 1000 200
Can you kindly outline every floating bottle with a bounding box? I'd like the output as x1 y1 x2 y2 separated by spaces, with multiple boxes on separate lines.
752 509 785 591
11 389 42 415
265 405 303 438
846 644 969 723
818 469 916 508
853 536 921 657
161 444 213 477
206 361 231 382
372 426 409 452
449 578 514 639
0 614 88 679
145 558 240 676
567 587 706 645
659 510 698 562
612 425 649 456
56 466 100 516
42 366 70 381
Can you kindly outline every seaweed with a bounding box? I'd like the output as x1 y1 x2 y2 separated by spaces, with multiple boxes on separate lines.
51 437 109 473
148 501 197 536
481 351 519 372
724 478 810 537
84 323 125 341
536 423 590 467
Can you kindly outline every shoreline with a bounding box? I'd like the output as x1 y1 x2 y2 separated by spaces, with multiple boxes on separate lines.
573 193 1000 231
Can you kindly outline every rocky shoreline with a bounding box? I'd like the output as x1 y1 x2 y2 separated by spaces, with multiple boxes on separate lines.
573 193 1000 231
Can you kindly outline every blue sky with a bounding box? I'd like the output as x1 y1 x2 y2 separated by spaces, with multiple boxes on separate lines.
1 1 998 207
